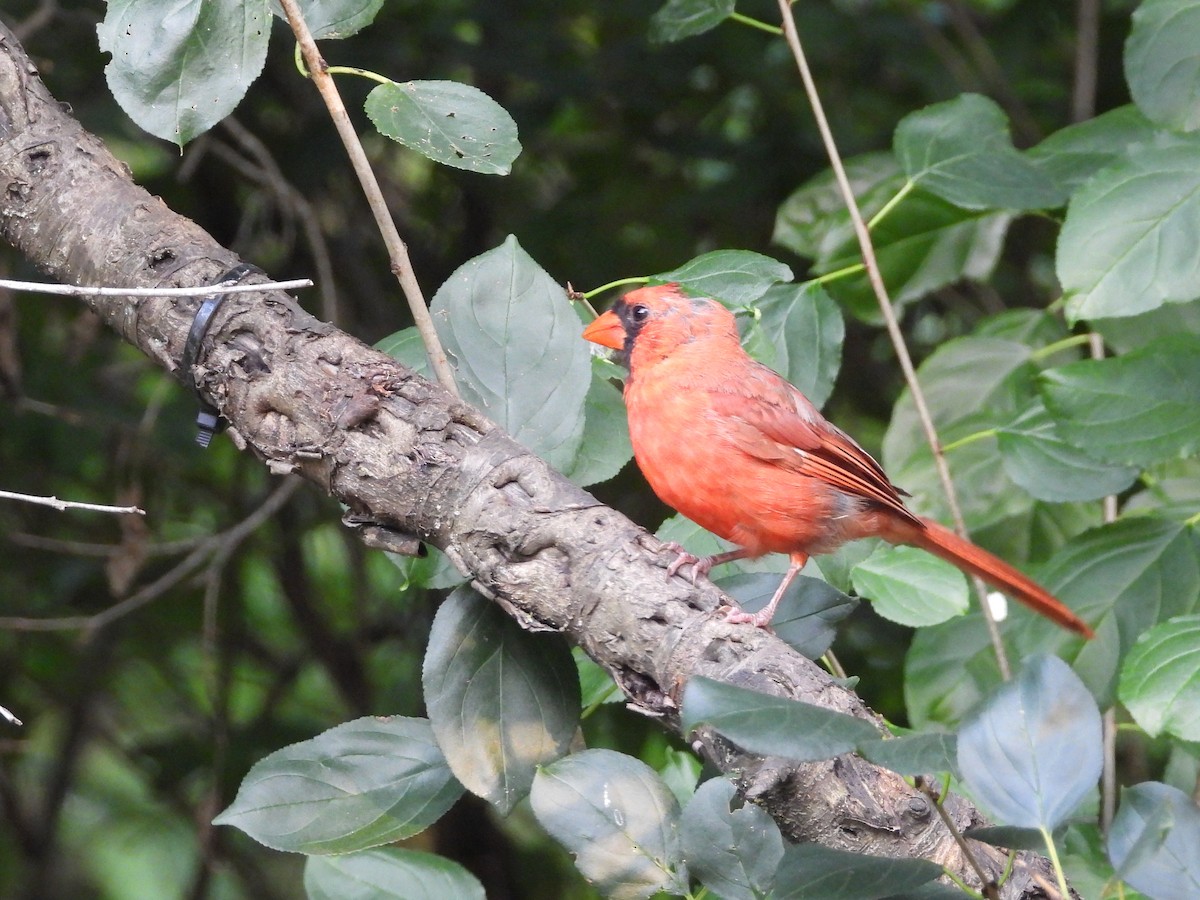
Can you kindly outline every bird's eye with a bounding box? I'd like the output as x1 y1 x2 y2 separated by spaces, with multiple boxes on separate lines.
630 304 650 323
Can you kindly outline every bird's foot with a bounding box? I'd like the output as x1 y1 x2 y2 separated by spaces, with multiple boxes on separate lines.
718 604 775 630
661 542 712 583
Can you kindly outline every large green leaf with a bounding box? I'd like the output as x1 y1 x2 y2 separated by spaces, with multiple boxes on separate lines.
212 717 462 854
1028 105 1160 194
530 749 687 898
654 250 793 306
365 80 521 174
648 0 736 42
772 843 941 899
773 152 901 263
423 588 579 814
1092 297 1200 353
1119 614 1200 741
1039 334 1200 467
98 0 269 146
904 613 1004 730
996 399 1139 502
305 848 485 900
851 544 969 628
747 281 844 408
957 655 1102 830
679 778 784 900
270 0 383 39
894 94 1065 211
1058 139 1200 321
1108 782 1200 900
823 197 1010 322
431 236 590 470
857 731 959 778
562 357 634 486
1125 0 1200 132
681 677 881 761
1015 517 1200 704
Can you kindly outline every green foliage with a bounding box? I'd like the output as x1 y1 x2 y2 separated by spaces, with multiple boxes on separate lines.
7 0 1200 897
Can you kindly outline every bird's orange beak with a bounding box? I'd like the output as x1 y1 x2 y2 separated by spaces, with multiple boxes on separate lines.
581 309 627 350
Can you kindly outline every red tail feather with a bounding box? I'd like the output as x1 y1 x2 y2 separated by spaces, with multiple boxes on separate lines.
909 518 1093 638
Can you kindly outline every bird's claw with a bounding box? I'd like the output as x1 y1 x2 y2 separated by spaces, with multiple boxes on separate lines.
718 604 775 631
661 541 712 583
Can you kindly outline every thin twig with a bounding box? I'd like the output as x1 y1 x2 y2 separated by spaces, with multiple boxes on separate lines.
774 0 1011 678
915 776 1000 899
0 479 301 633
275 0 460 398
1072 0 1101 124
0 277 312 298
0 490 145 516
0 704 21 726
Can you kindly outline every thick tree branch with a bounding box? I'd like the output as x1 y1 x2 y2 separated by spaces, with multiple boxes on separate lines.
0 23 1065 897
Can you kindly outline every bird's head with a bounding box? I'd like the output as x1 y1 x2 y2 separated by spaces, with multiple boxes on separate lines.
581 283 739 370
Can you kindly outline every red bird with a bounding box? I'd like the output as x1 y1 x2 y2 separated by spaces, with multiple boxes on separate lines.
582 283 1093 637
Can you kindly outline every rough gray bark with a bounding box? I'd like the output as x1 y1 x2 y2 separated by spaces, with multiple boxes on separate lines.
0 21 1069 898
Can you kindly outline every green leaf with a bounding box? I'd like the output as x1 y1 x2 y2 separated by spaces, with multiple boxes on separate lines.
423 588 579 815
851 544 969 628
857 732 959 777
1058 139 1200 321
654 250 793 306
98 0 269 147
996 399 1139 502
212 717 462 854
1028 105 1160 195
365 80 521 174
530 749 687 898
1108 782 1200 900
1039 334 1200 467
1017 517 1200 704
573 647 621 711
772 843 941 899
894 94 1065 211
304 848 485 900
773 152 900 262
681 677 881 761
1125 0 1200 132
957 655 1102 830
562 357 634 487
680 778 784 900
648 0 736 43
270 0 383 40
715 573 857 660
375 326 431 378
905 613 1004 730
751 282 845 408
821 191 1011 323
963 825 1055 851
1092 297 1200 353
431 236 590 470
1119 614 1200 741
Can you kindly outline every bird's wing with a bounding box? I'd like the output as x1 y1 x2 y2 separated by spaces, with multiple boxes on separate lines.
708 367 919 523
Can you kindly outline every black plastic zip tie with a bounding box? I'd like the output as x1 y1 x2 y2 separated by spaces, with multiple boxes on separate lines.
180 262 264 447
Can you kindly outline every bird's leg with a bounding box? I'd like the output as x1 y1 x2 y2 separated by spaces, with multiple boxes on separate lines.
661 543 751 583
723 552 808 628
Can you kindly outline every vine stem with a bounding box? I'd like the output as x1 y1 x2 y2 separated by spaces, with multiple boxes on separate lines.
276 0 460 398
774 0 1011 679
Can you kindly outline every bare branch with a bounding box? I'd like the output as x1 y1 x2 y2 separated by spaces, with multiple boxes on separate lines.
0 489 145 516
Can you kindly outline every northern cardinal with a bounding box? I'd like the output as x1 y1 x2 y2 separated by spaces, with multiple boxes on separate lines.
582 283 1093 637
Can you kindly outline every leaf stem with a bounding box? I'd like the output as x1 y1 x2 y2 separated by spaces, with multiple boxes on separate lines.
940 429 997 455
583 276 648 300
730 12 783 35
1040 826 1071 899
323 65 392 85
867 180 915 231
1030 333 1092 362
278 0 460 397
773 0 1010 678
812 262 864 285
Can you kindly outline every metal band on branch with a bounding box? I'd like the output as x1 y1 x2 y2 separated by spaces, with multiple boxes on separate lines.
180 263 265 447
